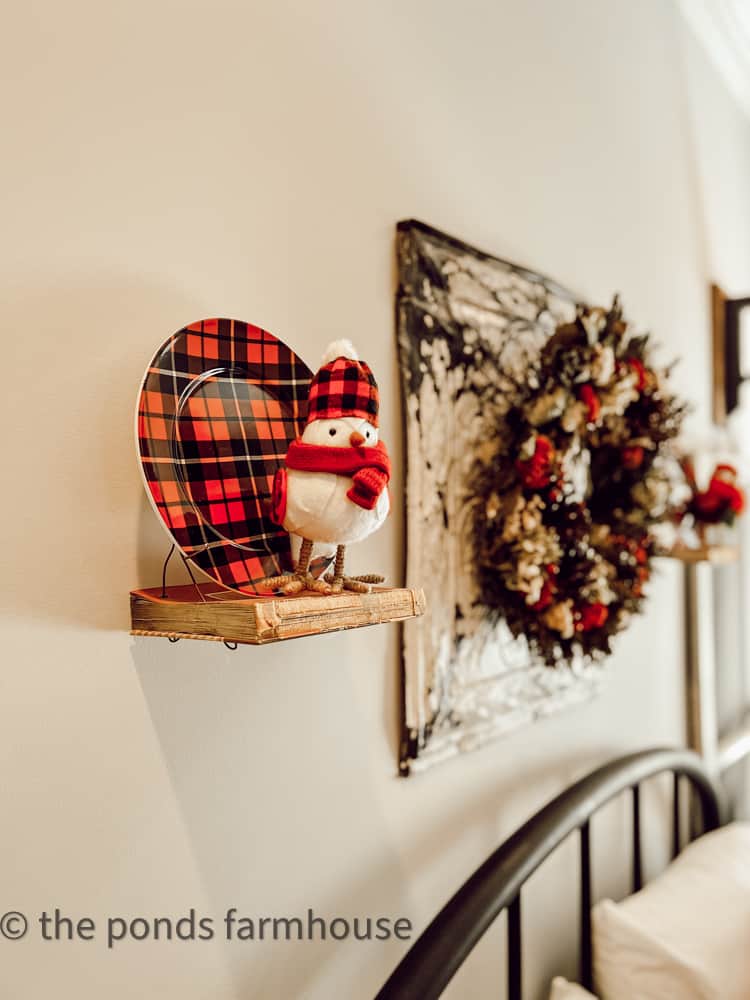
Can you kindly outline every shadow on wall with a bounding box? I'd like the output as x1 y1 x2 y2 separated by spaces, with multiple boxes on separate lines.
131 629 405 999
2 278 202 631
131 621 627 999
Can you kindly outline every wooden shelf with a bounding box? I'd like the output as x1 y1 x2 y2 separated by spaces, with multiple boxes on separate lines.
130 583 425 646
657 543 739 565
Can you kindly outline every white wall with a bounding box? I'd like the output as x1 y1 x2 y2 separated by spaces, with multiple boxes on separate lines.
2 2 749 998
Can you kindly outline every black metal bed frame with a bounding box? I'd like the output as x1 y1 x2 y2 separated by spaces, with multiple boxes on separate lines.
375 747 724 1000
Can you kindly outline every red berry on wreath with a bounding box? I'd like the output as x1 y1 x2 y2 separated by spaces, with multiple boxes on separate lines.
621 445 645 470
516 435 555 489
578 384 601 424
531 578 556 612
628 357 649 392
576 603 609 632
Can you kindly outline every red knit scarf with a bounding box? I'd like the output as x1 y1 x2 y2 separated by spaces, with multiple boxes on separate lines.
285 439 391 511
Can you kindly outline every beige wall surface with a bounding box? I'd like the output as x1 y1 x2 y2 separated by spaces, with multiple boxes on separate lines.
2 2 750 998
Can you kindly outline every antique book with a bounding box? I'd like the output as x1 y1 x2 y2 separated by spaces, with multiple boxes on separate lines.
130 583 425 645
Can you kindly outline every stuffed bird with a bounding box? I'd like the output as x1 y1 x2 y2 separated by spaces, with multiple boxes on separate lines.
681 459 745 544
260 340 391 595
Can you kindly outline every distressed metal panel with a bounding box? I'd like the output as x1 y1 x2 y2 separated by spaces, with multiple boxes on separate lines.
396 220 602 774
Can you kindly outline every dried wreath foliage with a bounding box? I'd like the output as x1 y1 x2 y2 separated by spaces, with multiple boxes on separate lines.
473 298 686 666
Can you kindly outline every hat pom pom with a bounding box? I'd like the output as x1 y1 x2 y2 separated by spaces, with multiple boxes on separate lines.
320 339 359 366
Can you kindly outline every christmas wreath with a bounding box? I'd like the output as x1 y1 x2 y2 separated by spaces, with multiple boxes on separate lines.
473 298 685 666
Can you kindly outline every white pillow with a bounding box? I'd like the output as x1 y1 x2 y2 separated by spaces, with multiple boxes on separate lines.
593 821 750 1000
549 976 598 999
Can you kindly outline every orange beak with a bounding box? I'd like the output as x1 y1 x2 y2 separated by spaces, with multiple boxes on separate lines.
349 431 365 447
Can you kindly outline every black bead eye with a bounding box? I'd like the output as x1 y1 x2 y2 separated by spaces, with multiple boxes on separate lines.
329 428 336 437
365 429 371 438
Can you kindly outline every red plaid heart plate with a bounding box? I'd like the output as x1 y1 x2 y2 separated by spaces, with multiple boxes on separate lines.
136 318 313 594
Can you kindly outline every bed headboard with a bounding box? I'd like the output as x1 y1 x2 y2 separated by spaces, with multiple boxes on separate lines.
375 747 724 1000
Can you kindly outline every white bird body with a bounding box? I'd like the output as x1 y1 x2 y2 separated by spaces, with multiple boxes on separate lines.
282 412 389 546
283 467 390 544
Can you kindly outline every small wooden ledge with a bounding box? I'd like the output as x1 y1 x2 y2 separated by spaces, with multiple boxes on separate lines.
657 543 739 565
130 583 426 646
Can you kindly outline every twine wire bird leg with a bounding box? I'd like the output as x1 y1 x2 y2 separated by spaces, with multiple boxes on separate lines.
324 544 385 593
258 537 333 595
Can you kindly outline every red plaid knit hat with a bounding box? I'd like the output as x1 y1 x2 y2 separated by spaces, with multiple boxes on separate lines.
306 339 379 427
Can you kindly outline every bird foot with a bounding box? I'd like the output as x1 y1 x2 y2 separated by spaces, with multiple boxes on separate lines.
323 573 385 594
258 572 332 596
